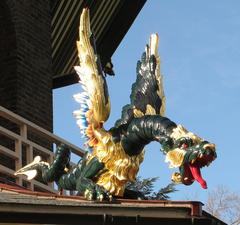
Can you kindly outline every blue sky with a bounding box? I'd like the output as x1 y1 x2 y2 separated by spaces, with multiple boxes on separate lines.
54 1 240 202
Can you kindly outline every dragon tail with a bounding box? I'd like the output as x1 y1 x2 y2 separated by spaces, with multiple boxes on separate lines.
57 155 88 191
43 144 71 182
15 144 71 184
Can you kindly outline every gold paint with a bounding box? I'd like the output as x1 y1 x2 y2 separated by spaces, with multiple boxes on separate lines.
133 108 144 118
133 104 160 118
64 167 69 173
203 143 216 151
74 9 111 148
145 104 156 115
191 159 196 164
171 172 182 184
149 34 166 116
84 189 93 201
98 194 104 202
88 129 144 197
74 9 178 197
165 148 186 168
170 125 203 144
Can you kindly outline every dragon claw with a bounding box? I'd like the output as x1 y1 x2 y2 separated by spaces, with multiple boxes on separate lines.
108 194 113 202
82 184 112 201
84 189 94 201
95 185 110 201
97 194 104 202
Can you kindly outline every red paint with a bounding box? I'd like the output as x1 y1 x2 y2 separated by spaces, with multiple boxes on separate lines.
189 164 207 189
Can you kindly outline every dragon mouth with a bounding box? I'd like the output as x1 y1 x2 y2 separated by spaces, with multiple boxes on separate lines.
182 152 215 189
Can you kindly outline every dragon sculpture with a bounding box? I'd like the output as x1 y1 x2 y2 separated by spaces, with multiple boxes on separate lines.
15 9 217 201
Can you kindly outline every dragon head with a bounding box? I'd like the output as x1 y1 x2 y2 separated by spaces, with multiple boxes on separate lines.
165 125 217 189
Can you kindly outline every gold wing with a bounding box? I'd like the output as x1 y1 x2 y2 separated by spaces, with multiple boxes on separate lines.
73 9 110 148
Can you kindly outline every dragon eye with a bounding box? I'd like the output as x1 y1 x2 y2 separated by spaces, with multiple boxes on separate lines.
175 137 193 149
181 143 188 149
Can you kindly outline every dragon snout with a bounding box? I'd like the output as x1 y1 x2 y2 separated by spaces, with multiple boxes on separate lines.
203 143 216 151
195 142 217 166
201 143 216 163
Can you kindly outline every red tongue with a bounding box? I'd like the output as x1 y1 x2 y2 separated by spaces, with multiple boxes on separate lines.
189 164 207 189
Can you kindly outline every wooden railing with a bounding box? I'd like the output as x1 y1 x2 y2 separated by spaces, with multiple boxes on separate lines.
0 105 85 193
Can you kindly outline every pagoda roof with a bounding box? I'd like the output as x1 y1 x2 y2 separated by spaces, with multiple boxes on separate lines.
51 0 146 88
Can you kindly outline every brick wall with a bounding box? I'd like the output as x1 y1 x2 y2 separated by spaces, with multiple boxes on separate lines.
0 0 53 132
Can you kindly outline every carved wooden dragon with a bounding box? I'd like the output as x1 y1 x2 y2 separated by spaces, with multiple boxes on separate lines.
15 9 217 201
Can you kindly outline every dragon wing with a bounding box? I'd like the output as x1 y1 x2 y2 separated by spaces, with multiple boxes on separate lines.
73 9 110 149
115 34 165 127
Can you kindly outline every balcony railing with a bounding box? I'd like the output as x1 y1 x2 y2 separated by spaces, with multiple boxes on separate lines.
0 105 85 193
